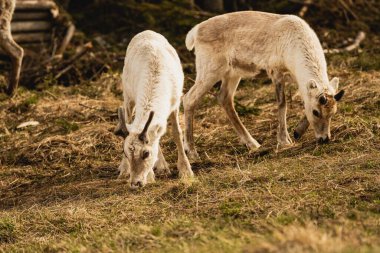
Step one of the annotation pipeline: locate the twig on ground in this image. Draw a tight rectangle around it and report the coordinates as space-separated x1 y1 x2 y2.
56 22 76 57
54 42 93 79
79 103 115 114
324 31 366 54
338 0 359 20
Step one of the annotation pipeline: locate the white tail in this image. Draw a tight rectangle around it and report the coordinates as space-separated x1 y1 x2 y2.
185 24 199 51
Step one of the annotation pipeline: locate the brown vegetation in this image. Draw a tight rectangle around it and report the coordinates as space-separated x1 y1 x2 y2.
1 66 379 252
0 1 379 252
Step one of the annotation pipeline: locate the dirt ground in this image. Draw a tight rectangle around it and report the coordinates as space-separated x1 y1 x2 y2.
1 59 380 252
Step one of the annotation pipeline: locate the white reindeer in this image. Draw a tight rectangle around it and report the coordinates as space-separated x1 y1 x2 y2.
0 0 24 96
183 11 345 159
114 30 193 188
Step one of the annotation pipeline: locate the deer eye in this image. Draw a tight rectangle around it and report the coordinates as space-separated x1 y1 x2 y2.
319 96 327 105
142 150 150 160
313 110 320 118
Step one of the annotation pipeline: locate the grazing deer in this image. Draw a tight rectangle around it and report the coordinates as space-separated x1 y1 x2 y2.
0 0 24 96
114 30 193 189
183 11 344 159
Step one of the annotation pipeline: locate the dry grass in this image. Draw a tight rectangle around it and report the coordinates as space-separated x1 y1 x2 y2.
0 67 379 252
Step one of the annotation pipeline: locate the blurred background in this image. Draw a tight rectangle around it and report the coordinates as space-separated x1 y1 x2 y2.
1 0 379 92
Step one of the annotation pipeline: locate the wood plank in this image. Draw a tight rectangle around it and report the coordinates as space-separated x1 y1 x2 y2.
15 0 59 17
13 32 51 43
11 21 52 32
13 11 51 21
16 0 56 8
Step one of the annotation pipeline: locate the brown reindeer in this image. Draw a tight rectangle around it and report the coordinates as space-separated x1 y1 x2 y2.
0 0 23 96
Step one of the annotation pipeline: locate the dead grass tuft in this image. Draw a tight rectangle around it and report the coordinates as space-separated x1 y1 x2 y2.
14 124 120 166
246 223 347 253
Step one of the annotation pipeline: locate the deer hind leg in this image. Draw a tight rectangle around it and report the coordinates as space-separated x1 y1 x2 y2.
170 108 193 178
183 69 221 161
0 28 24 97
269 70 293 146
217 74 260 150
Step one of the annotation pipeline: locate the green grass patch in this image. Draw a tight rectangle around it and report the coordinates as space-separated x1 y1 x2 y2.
276 214 296 225
0 218 17 243
56 119 80 134
235 100 262 116
220 201 243 218
8 93 39 113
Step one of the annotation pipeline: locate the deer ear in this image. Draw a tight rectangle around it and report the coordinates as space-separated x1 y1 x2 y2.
330 77 339 91
334 90 345 102
307 79 318 91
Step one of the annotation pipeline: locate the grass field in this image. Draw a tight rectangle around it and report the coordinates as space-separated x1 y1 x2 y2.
1 59 380 252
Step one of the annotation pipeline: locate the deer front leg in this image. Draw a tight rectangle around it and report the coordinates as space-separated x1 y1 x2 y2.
147 168 155 183
274 78 293 146
118 156 131 179
293 116 310 140
115 102 134 179
170 109 194 179
154 146 170 176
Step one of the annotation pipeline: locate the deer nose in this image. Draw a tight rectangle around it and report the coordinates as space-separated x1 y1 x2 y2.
130 181 143 189
318 136 329 144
